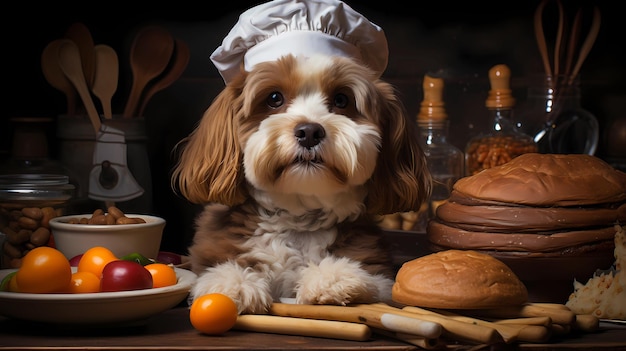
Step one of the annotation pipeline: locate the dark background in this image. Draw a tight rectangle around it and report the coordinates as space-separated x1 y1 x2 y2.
2 0 624 254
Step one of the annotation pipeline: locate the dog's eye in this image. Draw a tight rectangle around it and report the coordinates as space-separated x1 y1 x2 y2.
333 93 349 109
266 91 284 108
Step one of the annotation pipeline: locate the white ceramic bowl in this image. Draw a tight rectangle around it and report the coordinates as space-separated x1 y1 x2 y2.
49 214 165 260
0 267 195 325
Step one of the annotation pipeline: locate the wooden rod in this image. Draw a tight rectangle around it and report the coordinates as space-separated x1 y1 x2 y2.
403 306 551 343
233 314 371 341
354 303 502 345
270 303 442 339
455 303 576 325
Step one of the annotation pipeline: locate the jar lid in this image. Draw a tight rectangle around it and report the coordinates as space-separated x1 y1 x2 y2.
0 174 75 202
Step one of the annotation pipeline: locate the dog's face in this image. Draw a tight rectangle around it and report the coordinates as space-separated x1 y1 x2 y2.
172 54 431 215
241 55 382 199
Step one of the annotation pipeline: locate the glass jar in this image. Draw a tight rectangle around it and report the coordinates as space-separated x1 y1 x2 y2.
417 119 464 221
465 64 538 176
522 75 599 155
0 174 74 268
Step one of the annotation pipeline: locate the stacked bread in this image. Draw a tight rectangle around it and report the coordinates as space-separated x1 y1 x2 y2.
428 154 626 283
428 153 625 255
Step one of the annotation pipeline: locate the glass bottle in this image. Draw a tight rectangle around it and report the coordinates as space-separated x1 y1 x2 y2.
524 75 599 155
415 75 464 231
465 64 538 176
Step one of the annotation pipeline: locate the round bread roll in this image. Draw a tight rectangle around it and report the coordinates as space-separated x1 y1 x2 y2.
392 250 528 309
453 153 626 207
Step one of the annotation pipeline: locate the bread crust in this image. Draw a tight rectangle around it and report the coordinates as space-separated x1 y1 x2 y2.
435 200 626 232
453 153 626 207
427 220 617 252
392 250 528 309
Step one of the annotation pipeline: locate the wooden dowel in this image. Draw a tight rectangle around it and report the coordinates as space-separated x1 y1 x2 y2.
270 303 442 339
404 306 551 343
550 323 571 335
355 303 502 345
493 316 552 327
372 328 441 349
233 314 371 341
573 314 600 332
457 303 576 325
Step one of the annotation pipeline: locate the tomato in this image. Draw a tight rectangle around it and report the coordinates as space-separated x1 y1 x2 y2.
0 271 18 292
69 254 83 267
100 260 153 292
189 293 238 335
15 247 72 293
68 271 101 293
144 263 177 288
6 272 20 292
78 247 117 278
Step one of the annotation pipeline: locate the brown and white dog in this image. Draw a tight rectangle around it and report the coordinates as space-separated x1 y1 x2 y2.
171 4 431 315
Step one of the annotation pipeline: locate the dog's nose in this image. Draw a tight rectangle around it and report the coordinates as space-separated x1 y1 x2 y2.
295 123 325 148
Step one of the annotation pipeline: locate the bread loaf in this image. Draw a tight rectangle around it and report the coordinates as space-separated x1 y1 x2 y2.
453 153 626 207
392 250 528 309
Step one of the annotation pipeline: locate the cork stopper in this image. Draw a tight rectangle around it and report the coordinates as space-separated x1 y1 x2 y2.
485 64 515 109
417 75 447 122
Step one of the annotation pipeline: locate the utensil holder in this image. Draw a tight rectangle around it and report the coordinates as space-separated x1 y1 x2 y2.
55 115 153 214
519 75 599 155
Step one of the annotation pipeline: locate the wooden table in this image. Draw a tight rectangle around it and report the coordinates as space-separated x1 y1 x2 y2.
1 306 625 350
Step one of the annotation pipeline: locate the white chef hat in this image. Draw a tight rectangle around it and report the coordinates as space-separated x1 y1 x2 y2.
210 0 389 84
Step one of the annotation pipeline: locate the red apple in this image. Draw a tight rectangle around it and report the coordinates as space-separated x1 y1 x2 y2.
100 260 153 292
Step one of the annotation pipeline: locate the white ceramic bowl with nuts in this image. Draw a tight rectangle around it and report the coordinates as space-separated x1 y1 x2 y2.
49 208 165 260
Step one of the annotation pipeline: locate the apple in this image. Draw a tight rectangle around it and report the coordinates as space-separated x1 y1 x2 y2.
100 260 153 292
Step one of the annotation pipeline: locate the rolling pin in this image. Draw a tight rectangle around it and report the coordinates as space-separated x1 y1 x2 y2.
270 303 442 339
233 314 371 341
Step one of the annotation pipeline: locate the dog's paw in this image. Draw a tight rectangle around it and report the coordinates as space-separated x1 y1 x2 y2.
295 257 392 305
189 261 274 314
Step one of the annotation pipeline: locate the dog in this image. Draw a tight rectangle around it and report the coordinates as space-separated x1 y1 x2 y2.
171 2 431 315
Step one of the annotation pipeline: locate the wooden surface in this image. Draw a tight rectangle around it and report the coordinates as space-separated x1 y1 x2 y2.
1 305 625 350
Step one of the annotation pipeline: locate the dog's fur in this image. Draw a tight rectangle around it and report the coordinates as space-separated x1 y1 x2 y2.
171 54 431 314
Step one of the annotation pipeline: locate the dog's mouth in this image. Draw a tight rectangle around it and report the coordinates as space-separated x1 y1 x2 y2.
294 148 323 164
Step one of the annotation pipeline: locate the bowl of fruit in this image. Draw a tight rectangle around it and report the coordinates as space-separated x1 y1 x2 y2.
0 245 195 326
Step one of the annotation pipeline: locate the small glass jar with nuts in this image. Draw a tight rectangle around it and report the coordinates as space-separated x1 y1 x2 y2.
465 64 538 176
0 174 74 268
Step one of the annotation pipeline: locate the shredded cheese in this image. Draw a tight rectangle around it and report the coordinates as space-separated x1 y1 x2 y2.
565 224 625 320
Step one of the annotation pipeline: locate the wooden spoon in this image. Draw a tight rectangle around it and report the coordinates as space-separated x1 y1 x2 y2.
58 40 102 134
92 44 119 119
41 39 77 117
137 39 190 117
65 22 96 88
122 26 175 118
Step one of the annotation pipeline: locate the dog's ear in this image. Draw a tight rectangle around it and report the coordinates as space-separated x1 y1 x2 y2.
171 84 248 206
365 83 432 215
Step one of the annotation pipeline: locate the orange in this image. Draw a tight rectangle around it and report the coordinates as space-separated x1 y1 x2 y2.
77 246 117 278
144 263 177 288
68 271 101 293
189 293 238 335
15 247 72 293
